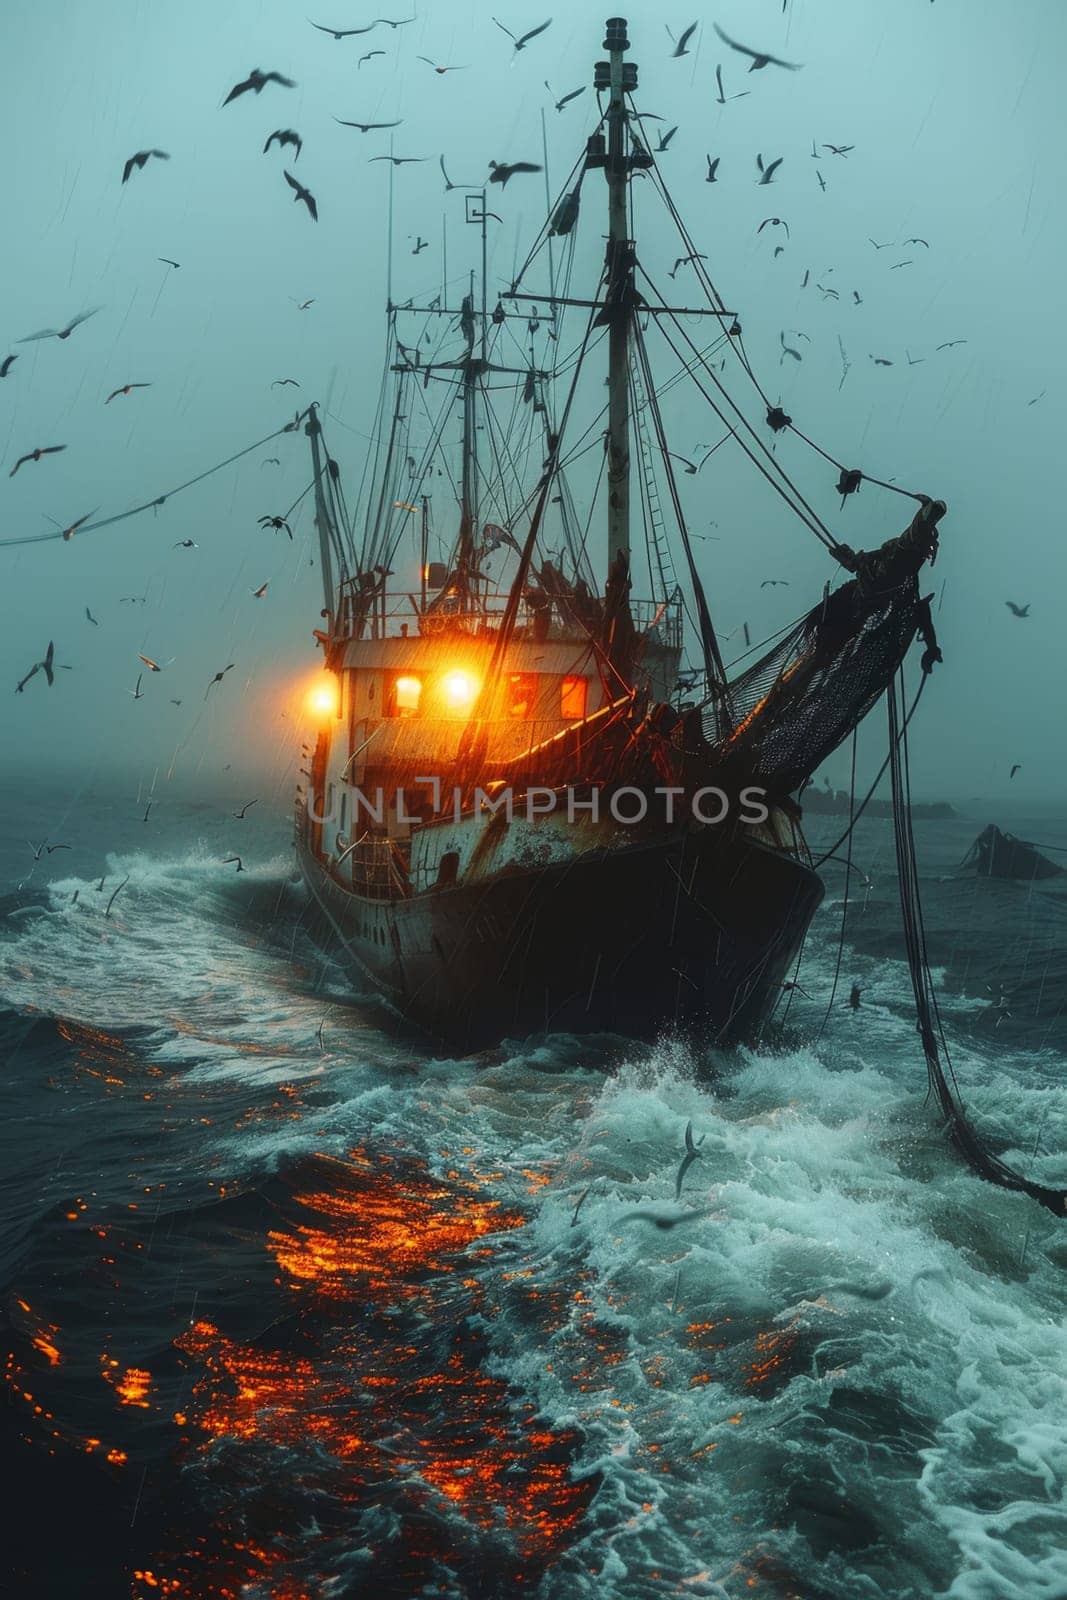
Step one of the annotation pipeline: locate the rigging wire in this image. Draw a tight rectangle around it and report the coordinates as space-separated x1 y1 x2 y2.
0 413 309 550
632 318 730 704
888 672 1067 1215
815 726 857 1043
811 672 929 868
638 268 842 556
637 139 927 517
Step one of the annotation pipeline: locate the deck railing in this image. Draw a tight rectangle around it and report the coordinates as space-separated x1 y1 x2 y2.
333 587 683 650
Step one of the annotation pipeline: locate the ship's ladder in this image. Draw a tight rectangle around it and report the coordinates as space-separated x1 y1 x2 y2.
630 355 678 605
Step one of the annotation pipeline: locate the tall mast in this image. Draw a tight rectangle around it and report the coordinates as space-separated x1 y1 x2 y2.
598 17 638 577
455 195 492 606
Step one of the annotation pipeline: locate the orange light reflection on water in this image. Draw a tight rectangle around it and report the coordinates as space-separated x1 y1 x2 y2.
138 1147 597 1597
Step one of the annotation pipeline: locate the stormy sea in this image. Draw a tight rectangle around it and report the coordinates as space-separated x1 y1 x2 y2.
3 794 1066 1600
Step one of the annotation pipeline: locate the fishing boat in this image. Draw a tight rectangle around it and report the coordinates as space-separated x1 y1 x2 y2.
294 16 946 1052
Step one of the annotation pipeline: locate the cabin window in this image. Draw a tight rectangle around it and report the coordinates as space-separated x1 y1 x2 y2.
560 676 587 719
390 673 422 716
506 673 538 717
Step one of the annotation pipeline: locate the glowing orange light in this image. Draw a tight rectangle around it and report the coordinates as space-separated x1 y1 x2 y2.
440 670 479 709
306 680 338 718
394 674 422 713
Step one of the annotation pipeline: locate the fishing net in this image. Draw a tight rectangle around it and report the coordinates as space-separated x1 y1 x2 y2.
701 499 945 796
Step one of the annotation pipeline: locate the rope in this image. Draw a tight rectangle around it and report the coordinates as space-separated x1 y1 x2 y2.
785 422 925 506
816 728 858 1041
0 413 309 549
634 133 928 526
888 671 1067 1215
812 673 929 868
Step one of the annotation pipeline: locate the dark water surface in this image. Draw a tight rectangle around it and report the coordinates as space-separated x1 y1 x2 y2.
2 795 1066 1599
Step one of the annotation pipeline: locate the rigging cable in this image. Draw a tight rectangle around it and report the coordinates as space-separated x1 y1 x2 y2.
0 412 310 549
815 726 858 1043
888 670 1067 1215
631 318 731 709
812 673 929 868
640 146 927 512
639 269 842 556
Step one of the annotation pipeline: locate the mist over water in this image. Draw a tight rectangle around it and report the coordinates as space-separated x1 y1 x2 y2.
3 4 1067 1599
2 0 1064 797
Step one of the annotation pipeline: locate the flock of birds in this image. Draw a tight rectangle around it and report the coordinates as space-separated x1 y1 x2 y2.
3 6 1040 884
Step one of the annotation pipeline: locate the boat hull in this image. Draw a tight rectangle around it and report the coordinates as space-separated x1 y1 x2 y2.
296 826 824 1053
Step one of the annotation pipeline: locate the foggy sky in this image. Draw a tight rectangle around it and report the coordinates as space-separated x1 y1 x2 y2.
1 0 1063 813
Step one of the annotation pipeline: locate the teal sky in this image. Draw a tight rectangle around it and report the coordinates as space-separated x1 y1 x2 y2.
1 0 1063 806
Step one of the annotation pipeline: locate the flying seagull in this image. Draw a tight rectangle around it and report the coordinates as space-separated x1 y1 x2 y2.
675 1120 706 1199
1004 601 1030 618
756 153 783 185
705 155 720 183
105 382 151 404
488 159 543 187
18 308 100 343
822 143 854 156
56 508 96 541
779 332 802 363
714 64 749 102
358 51 386 67
552 85 585 111
16 641 68 693
158 258 181 269
10 444 66 477
623 1207 715 1232
670 22 698 58
127 674 144 700
416 58 470 73
264 128 303 158
137 653 165 672
283 170 318 220
492 17 553 51
713 23 802 71
669 252 707 278
272 378 300 388
122 150 170 183
222 856 245 872
1010 764 1022 780
223 69 296 105
334 117 403 131
655 125 678 152
252 581 270 598
439 156 477 191
0 354 17 376
310 22 380 38
233 800 259 819
205 664 236 698
85 607 99 625
758 216 790 238
259 513 293 538
173 538 198 548
369 154 428 165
